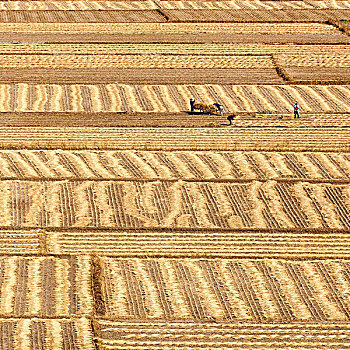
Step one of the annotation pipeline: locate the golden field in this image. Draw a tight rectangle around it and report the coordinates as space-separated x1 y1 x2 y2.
0 1 349 349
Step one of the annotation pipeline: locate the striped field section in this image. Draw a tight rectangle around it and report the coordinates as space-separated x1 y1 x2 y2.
0 150 349 181
0 55 275 69
0 43 348 55
0 1 158 11
96 320 350 349
100 258 350 321
0 84 348 112
0 230 41 254
0 127 347 151
0 318 94 350
1 1 350 11
0 256 93 317
1 180 350 230
0 22 337 33
46 229 350 258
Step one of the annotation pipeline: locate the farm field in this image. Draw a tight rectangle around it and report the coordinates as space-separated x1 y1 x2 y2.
0 1 350 349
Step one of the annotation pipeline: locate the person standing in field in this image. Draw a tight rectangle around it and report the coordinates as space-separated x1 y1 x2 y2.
293 102 300 118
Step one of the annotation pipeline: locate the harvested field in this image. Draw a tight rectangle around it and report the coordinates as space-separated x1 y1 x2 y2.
0 22 338 34
2 1 350 11
1 43 350 55
0 54 275 69
164 9 350 22
1 33 349 44
0 150 348 181
47 229 350 258
0 68 284 84
100 258 350 320
1 9 350 24
0 318 94 350
96 320 350 349
0 256 92 316
0 2 158 11
0 180 350 230
0 126 346 151
1 0 350 348
2 112 350 128
284 67 350 83
0 10 167 23
0 84 347 113
0 230 41 254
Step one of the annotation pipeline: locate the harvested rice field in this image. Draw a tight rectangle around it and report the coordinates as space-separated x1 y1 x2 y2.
1 1 350 349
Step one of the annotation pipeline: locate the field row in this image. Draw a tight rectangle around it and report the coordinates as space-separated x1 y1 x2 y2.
0 22 338 34
0 256 92 317
46 229 350 257
0 180 350 229
0 43 348 55
0 84 347 113
96 320 350 350
99 258 350 321
0 55 275 69
1 318 350 350
0 318 93 350
0 150 348 181
3 112 350 128
2 54 350 69
2 256 350 321
3 1 350 11
0 126 347 151
0 9 349 23
3 228 350 257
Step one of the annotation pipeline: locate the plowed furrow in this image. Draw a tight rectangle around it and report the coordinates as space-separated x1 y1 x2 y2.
13 258 28 316
324 186 350 228
155 153 182 178
275 183 309 228
1 153 24 178
200 260 235 320
220 153 244 178
304 187 329 228
315 262 350 320
59 182 75 227
255 261 295 321
73 153 101 179
284 263 326 320
196 154 221 179
326 154 350 179
57 154 80 177
106 183 129 227
307 154 333 179
200 183 229 228
181 186 199 227
177 154 203 179
244 154 266 179
144 260 174 319
172 260 207 319
18 152 43 178
96 153 119 178
258 188 281 228
120 260 147 319
86 185 101 227
283 154 308 179
224 185 252 227
227 262 265 321
114 152 143 178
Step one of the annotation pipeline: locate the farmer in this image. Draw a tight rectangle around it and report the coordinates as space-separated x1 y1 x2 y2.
213 102 223 116
293 102 300 118
190 98 195 112
227 114 236 125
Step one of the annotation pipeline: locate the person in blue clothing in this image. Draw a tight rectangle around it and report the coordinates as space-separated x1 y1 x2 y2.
293 102 300 118
213 102 223 116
